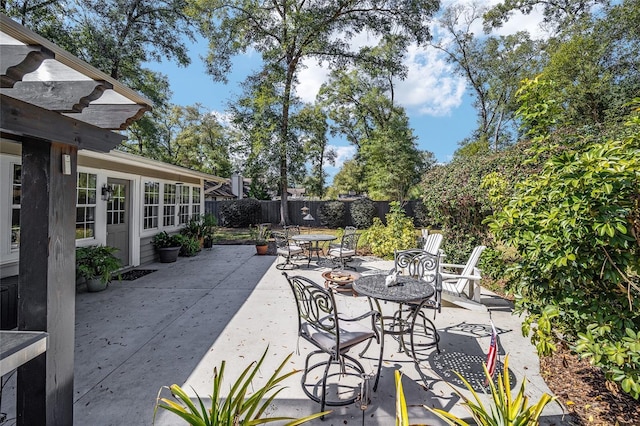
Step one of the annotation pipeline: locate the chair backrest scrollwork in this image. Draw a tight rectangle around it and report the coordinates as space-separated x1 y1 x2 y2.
283 273 341 353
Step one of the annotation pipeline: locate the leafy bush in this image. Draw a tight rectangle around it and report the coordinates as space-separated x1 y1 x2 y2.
175 234 200 257
318 201 346 228
487 106 640 398
349 198 376 228
76 245 122 284
362 202 416 259
412 200 431 228
151 231 182 249
420 142 542 263
219 198 261 227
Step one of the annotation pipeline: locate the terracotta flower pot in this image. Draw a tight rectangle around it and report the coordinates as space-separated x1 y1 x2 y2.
255 244 268 255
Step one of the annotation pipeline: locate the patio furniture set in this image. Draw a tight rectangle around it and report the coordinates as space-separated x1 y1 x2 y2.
279 230 488 415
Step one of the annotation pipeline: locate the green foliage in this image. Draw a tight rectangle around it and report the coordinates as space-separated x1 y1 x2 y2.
181 217 205 240
424 355 557 425
421 144 540 263
151 231 183 249
487 107 640 398
176 235 201 257
250 224 271 245
350 198 376 229
76 245 122 285
318 201 346 229
362 202 416 259
219 198 262 228
412 200 431 228
154 347 329 425
575 325 640 399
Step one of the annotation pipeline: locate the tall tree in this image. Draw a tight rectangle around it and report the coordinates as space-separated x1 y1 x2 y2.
483 0 606 35
1 0 77 49
193 0 439 223
72 0 195 82
433 3 544 153
296 104 335 199
318 38 431 201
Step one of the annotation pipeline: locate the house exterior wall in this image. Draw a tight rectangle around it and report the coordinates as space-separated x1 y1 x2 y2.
1 140 216 278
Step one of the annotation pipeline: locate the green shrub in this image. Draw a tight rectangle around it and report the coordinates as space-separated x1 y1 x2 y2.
412 200 431 228
318 201 345 228
487 105 640 398
76 245 122 284
219 198 261 227
175 234 200 257
350 198 376 228
362 202 416 259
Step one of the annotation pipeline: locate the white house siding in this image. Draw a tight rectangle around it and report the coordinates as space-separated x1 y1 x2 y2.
0 139 222 278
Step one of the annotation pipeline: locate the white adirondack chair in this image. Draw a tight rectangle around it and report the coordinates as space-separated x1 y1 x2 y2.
440 245 487 311
422 233 443 256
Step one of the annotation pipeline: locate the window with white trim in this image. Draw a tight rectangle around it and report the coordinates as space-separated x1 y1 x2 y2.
143 181 160 229
192 187 201 219
11 164 21 251
163 183 177 227
76 172 97 239
178 185 190 225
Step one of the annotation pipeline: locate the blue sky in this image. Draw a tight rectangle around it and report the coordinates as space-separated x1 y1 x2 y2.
145 1 546 182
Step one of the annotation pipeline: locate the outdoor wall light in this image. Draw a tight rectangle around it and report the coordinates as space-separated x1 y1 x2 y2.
101 184 114 201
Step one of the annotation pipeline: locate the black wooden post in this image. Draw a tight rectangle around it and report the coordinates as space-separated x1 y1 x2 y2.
18 138 77 425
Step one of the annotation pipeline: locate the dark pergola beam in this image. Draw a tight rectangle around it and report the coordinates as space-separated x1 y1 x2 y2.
1 80 113 112
1 94 126 152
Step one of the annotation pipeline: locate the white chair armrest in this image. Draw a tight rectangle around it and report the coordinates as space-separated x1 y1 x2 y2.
440 263 466 269
441 274 482 281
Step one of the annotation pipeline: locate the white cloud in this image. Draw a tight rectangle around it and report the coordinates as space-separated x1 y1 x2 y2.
297 61 329 103
327 144 356 170
396 45 467 116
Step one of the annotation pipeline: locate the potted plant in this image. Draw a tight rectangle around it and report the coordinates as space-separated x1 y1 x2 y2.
181 217 205 247
251 223 271 255
151 231 182 263
76 245 122 292
201 213 217 249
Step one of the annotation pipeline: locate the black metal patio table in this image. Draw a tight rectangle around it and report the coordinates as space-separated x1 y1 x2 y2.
352 274 435 361
291 234 336 266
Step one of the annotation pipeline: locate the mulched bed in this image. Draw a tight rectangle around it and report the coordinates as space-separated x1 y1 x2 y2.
540 346 640 425
119 269 156 281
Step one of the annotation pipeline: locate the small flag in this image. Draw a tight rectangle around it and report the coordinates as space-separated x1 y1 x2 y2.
484 321 498 385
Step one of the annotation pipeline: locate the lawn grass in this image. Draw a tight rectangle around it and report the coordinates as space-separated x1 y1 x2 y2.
213 226 340 244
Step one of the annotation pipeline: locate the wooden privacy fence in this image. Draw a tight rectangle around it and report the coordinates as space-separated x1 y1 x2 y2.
205 199 421 227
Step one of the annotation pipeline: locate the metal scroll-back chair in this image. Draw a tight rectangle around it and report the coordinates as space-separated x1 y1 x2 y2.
283 224 308 258
440 245 487 311
392 249 442 355
273 231 304 270
327 232 360 271
282 273 383 413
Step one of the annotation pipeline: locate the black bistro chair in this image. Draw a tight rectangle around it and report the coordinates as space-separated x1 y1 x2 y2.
283 273 383 413
391 249 442 356
327 232 360 271
273 231 304 270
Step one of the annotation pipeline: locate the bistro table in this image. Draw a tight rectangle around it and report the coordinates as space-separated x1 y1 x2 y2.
352 274 436 360
291 234 336 267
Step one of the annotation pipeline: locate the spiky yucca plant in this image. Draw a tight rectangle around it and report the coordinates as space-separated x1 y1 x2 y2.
154 348 329 425
395 355 557 426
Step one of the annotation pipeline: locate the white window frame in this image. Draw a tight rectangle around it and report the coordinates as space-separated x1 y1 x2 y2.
76 171 97 241
143 181 160 230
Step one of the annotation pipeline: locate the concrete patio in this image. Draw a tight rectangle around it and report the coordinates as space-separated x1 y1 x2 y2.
2 245 570 425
